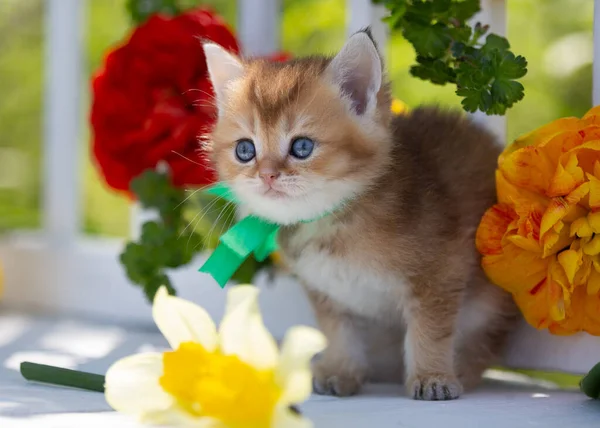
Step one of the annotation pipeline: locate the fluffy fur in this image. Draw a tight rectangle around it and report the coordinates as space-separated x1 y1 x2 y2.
204 30 518 401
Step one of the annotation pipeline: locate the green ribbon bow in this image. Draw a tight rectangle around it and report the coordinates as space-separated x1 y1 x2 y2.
199 183 280 288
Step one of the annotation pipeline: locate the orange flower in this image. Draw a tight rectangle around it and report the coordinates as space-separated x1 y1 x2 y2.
476 106 600 335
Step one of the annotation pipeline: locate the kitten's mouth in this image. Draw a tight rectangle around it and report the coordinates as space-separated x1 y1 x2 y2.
263 187 287 199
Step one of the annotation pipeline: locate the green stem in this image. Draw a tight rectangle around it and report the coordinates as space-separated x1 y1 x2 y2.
20 362 106 393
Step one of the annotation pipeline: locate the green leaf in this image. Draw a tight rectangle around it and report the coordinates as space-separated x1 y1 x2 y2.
404 23 452 57
126 0 181 24
491 79 524 106
450 0 481 22
497 52 528 80
456 87 492 113
581 362 600 399
411 57 456 85
372 0 528 115
482 34 510 52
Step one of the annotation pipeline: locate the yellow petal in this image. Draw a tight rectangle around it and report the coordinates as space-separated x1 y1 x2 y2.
548 153 584 197
219 285 279 369
589 174 600 210
481 241 549 294
540 198 569 237
500 117 581 163
152 286 218 351
476 204 517 256
105 353 174 416
507 235 541 253
583 235 600 256
495 170 548 209
570 217 593 238
588 212 600 233
500 146 555 196
277 326 327 404
583 106 600 125
272 405 313 428
542 225 573 258
587 265 600 295
557 249 581 285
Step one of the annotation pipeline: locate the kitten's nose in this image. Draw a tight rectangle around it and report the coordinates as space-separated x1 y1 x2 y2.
259 168 280 186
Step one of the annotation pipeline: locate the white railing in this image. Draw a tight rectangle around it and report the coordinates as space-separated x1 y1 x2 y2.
1 0 600 375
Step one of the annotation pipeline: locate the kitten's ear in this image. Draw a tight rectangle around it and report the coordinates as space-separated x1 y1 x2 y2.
326 31 382 116
203 43 244 109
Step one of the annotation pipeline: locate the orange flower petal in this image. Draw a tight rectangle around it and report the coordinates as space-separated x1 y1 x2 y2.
476 204 517 256
481 242 549 294
588 173 600 209
570 216 593 238
583 235 600 256
540 197 569 237
548 153 584 197
500 147 555 196
542 223 572 258
588 212 600 233
587 265 600 295
557 249 581 285
583 106 600 125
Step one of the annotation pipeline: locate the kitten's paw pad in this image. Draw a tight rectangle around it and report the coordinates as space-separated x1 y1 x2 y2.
312 374 362 397
408 374 462 401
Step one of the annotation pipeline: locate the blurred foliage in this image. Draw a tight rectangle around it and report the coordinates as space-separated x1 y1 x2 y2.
120 170 269 301
373 0 528 115
0 0 594 236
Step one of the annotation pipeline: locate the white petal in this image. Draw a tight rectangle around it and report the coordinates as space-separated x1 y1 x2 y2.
271 405 313 428
105 353 173 415
143 411 225 428
218 285 279 369
153 286 218 351
277 326 327 403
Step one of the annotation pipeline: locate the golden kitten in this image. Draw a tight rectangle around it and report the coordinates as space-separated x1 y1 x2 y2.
203 29 518 401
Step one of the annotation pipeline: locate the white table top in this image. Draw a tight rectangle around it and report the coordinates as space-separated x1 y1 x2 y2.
0 312 598 428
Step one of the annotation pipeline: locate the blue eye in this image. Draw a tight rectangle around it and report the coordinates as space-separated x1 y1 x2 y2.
290 137 314 160
235 139 256 163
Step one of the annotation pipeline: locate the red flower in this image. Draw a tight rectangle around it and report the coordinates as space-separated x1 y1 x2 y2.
91 8 239 193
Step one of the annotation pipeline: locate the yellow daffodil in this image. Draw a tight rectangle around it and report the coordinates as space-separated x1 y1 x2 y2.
476 106 600 335
105 285 326 427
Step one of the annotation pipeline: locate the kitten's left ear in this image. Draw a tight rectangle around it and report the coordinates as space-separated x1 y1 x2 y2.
203 43 244 110
326 30 382 116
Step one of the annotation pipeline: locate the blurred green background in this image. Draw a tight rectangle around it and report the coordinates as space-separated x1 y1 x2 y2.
0 0 594 236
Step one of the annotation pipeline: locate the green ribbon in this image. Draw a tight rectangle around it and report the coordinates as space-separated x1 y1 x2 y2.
199 183 280 288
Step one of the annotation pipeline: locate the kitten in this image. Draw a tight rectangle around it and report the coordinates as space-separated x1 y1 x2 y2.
203 29 518 401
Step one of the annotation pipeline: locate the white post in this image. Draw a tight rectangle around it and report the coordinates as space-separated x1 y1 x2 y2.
594 0 600 106
238 0 280 56
470 0 508 144
43 0 84 245
347 0 389 57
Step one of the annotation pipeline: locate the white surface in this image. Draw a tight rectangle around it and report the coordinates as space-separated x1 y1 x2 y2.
0 313 598 428
2 234 600 375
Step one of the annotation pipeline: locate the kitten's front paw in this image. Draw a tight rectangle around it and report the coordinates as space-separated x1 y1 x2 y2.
407 374 463 401
312 363 364 397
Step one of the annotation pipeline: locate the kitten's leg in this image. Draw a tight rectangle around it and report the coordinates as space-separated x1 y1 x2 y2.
403 277 464 401
455 283 519 390
305 288 369 397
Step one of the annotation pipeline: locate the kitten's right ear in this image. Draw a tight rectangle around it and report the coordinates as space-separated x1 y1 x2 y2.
326 31 382 116
203 43 244 110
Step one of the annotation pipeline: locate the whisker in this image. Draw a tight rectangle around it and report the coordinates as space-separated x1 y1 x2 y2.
199 200 235 252
171 150 204 167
